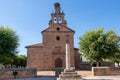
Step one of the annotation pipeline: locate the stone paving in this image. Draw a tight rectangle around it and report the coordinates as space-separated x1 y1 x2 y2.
7 71 120 80
7 76 56 80
37 71 120 80
83 76 120 80
7 76 120 80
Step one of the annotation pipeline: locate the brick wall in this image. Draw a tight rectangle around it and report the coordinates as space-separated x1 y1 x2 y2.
0 68 36 79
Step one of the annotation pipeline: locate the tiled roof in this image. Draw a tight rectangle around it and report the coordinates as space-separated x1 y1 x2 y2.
25 43 43 48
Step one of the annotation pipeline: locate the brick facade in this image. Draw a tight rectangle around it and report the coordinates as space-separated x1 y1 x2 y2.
26 3 81 71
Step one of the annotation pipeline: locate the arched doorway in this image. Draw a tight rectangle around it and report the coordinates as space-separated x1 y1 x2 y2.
55 58 62 68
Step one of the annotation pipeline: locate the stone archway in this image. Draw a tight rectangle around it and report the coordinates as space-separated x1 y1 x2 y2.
55 58 62 68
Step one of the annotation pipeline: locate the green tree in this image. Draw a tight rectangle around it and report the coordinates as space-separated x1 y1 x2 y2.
0 26 19 65
0 54 14 65
13 55 26 67
79 28 120 67
110 48 120 67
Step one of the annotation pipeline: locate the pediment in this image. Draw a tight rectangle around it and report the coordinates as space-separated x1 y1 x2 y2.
42 24 74 33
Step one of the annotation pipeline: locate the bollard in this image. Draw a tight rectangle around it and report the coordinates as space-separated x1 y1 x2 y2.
13 71 18 79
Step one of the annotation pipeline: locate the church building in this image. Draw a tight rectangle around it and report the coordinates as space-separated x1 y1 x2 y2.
26 3 81 71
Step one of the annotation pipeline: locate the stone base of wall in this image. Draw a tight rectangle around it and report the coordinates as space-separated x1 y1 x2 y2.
79 62 91 70
0 68 37 79
92 67 120 76
79 61 114 70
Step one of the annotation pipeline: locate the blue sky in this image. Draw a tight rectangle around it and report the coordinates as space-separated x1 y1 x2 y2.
0 0 120 55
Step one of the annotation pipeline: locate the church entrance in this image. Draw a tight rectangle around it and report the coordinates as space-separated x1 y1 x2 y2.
55 58 62 68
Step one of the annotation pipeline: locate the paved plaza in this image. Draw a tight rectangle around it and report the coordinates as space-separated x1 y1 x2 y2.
7 71 120 80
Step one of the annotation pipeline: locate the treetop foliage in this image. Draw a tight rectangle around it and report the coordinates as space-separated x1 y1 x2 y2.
79 28 120 64
0 25 19 65
0 26 19 55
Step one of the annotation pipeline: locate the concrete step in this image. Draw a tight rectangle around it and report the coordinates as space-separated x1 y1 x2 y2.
61 71 77 75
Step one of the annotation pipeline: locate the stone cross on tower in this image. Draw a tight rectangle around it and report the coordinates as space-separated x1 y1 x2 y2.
54 2 61 14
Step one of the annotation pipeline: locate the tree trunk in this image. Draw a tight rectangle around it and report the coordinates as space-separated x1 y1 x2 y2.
117 62 120 67
96 62 99 67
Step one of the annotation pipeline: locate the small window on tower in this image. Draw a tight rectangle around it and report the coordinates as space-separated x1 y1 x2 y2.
58 18 62 23
57 28 60 31
54 17 57 23
56 36 60 41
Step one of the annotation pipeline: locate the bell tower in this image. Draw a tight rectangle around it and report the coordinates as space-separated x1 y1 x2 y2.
49 2 67 27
